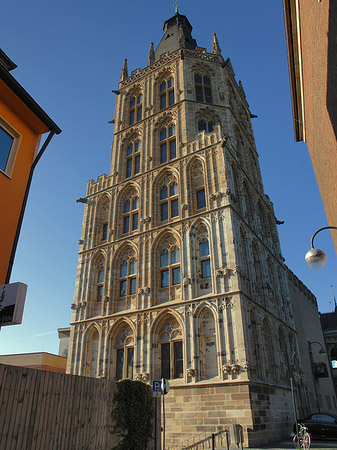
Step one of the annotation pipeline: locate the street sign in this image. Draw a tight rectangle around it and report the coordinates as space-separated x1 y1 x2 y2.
152 380 161 397
161 378 170 395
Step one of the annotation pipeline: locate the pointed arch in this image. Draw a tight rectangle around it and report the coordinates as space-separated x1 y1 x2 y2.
107 320 135 380
152 231 182 305
187 157 207 213
248 310 263 379
153 169 180 225
152 311 184 380
262 318 276 381
112 242 138 312
197 306 218 379
84 325 100 378
95 194 110 244
116 183 140 236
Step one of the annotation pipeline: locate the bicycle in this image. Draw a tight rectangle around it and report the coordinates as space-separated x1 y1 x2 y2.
293 423 311 450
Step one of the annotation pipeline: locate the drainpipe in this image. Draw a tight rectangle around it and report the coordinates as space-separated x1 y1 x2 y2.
5 130 56 284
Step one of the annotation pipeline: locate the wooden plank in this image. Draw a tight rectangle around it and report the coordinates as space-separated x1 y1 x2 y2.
17 368 38 450
0 364 10 450
38 371 55 450
2 365 21 450
9 366 29 450
59 371 73 450
29 368 50 449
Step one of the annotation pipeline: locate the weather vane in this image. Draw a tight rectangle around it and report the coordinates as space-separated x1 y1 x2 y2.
174 0 179 14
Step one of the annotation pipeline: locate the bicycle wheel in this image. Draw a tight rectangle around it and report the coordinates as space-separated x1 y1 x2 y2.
293 434 301 449
301 433 311 450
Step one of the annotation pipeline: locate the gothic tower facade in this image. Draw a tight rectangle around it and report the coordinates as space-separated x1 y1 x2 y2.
67 12 305 446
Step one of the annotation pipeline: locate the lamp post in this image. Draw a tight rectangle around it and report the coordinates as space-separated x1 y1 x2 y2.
308 341 327 412
305 226 337 268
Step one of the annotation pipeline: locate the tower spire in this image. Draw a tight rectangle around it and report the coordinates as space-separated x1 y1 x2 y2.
212 32 222 55
120 58 128 81
148 42 155 66
174 0 179 14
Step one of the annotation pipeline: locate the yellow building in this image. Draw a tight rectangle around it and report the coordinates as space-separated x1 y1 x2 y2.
0 49 61 284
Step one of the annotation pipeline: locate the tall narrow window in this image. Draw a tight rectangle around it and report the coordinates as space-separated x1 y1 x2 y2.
191 160 206 212
122 195 139 234
160 124 176 164
113 325 134 380
199 238 211 279
119 258 137 298
160 246 181 288
195 74 212 103
160 78 175 110
96 265 104 302
158 316 183 379
126 140 141 178
160 181 179 221
129 95 142 125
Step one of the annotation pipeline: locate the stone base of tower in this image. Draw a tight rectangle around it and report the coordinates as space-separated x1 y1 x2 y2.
163 382 294 448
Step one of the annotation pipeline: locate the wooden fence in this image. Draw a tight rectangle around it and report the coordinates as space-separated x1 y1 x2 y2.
0 363 115 450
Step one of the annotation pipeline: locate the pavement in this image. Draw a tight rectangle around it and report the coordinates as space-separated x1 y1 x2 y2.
247 439 337 450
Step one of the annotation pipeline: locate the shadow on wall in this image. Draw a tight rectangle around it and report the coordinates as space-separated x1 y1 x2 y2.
327 0 337 139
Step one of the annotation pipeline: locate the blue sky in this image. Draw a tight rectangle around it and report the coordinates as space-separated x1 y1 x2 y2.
1 0 336 355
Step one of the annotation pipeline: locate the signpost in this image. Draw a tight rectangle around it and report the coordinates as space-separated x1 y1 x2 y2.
152 380 161 398
0 282 27 327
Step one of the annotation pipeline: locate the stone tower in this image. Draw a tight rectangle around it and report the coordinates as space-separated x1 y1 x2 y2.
67 12 305 446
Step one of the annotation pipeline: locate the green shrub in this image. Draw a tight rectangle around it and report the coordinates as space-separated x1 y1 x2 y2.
111 379 154 450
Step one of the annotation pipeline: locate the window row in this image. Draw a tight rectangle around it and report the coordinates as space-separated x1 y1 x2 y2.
92 237 211 304
126 73 213 126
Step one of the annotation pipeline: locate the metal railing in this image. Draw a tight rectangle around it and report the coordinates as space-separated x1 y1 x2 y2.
166 428 229 450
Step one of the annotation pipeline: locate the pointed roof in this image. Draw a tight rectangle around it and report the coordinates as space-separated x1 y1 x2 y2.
212 32 222 55
148 42 155 66
120 59 128 81
154 13 197 61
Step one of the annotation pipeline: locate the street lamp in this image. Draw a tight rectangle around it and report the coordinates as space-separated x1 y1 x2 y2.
305 226 337 268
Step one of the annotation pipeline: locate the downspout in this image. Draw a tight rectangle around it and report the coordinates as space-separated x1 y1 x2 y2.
5 130 56 284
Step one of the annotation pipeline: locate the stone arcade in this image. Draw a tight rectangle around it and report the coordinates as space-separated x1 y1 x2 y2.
66 11 336 447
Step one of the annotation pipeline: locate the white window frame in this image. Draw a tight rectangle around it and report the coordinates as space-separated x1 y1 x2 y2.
0 117 21 178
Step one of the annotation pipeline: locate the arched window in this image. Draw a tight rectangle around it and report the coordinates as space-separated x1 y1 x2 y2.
160 124 176 163
129 94 142 125
158 316 183 379
115 248 137 312
110 325 134 380
160 246 181 288
191 161 206 211
96 265 104 303
122 194 139 234
198 119 214 133
279 329 290 382
249 311 262 379
160 180 179 222
160 77 175 110
198 309 218 379
96 196 109 243
119 258 137 301
126 140 140 178
85 328 99 378
194 74 212 103
199 238 211 279
263 319 275 381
